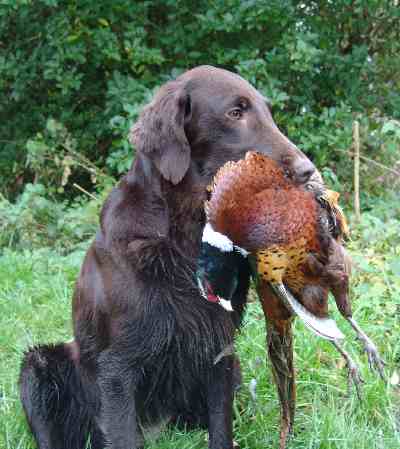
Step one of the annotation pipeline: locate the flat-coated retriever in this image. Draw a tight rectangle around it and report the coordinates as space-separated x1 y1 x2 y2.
19 65 316 449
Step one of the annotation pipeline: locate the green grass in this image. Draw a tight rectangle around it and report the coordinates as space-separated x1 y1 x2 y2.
1 207 400 448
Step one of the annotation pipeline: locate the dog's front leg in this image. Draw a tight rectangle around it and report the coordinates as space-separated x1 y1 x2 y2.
93 354 141 449
206 355 234 449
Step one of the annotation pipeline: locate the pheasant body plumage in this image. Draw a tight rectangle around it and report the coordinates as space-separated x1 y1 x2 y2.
206 152 332 307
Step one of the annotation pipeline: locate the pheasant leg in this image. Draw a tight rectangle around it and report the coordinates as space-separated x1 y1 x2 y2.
333 289 385 380
267 320 295 449
258 283 295 449
347 317 386 380
331 340 364 400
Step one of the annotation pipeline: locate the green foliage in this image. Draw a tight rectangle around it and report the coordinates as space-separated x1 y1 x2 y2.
1 0 399 198
0 182 110 252
26 119 80 193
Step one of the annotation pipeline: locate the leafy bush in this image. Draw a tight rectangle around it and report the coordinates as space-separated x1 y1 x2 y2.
0 183 110 252
1 0 399 198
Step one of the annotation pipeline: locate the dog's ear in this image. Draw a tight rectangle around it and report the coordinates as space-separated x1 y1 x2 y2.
130 82 192 185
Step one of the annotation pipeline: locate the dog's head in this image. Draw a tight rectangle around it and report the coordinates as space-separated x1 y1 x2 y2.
130 65 316 187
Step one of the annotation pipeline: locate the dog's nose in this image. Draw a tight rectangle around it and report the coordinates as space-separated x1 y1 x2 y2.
292 158 316 184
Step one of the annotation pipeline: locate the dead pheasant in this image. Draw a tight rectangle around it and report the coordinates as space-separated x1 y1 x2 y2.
199 151 385 448
205 152 345 336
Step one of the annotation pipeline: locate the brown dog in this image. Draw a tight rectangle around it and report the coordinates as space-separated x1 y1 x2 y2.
19 66 316 449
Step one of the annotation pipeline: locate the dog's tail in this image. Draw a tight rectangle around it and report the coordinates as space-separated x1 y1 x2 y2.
19 342 96 449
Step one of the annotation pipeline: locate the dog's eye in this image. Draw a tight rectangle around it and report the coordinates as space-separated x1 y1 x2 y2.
227 108 243 120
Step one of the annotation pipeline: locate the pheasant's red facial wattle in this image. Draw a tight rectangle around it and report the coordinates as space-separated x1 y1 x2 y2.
204 280 219 303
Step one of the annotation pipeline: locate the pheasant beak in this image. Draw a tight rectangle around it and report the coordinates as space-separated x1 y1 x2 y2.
204 281 233 312
269 283 344 341
197 278 234 312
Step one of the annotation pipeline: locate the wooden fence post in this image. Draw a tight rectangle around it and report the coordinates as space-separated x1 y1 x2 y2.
353 121 361 223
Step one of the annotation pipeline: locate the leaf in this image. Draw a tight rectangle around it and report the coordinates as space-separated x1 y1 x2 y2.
386 141 398 154
389 260 400 277
382 120 400 134
66 34 80 43
98 18 109 27
46 118 60 136
357 258 376 274
390 371 399 386
61 164 71 186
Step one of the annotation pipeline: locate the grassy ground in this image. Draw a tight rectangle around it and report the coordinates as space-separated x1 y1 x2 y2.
1 202 399 449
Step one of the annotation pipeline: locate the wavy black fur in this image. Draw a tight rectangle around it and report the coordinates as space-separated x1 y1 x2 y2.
20 344 94 449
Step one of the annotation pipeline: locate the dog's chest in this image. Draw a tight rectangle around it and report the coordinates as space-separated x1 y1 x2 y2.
134 292 232 424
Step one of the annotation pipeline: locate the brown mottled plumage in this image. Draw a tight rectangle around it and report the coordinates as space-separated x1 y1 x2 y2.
208 152 318 250
207 152 335 308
